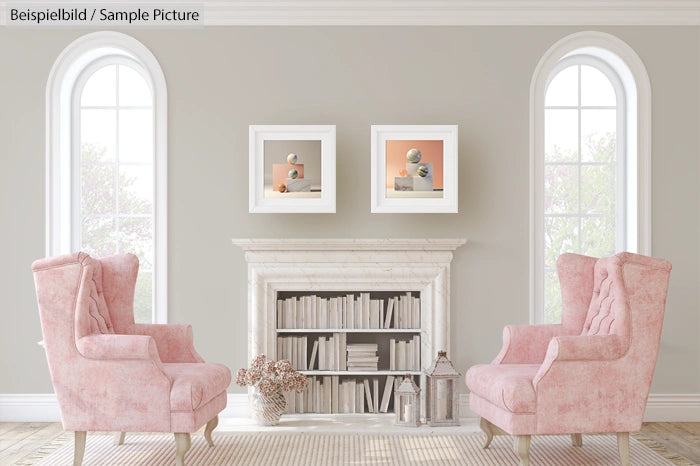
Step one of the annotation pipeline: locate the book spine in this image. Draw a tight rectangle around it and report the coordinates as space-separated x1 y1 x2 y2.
413 335 420 370
363 379 373 413
277 299 284 329
373 378 379 414
331 376 339 414
390 338 395 371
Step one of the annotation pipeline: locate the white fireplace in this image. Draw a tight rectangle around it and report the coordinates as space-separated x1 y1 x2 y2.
233 238 465 366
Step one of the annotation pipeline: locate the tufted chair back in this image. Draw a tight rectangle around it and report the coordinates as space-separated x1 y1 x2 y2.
580 254 631 340
74 253 115 339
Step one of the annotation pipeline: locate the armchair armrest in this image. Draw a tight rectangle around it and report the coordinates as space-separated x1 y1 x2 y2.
77 334 161 361
533 334 627 387
133 323 204 363
493 324 567 364
545 334 627 362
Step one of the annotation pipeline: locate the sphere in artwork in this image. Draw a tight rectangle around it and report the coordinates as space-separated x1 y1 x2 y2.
288 169 298 179
416 164 429 177
406 148 422 163
287 153 298 164
278 184 287 193
399 168 408 177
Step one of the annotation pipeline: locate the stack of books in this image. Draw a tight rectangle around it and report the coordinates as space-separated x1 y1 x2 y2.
346 343 379 371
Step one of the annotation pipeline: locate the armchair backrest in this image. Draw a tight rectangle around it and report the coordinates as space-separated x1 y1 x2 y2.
581 253 671 340
564 252 671 422
581 254 632 339
32 252 139 392
554 252 671 431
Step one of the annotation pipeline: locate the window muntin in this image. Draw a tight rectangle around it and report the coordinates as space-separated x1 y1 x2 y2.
542 56 625 323
75 58 155 323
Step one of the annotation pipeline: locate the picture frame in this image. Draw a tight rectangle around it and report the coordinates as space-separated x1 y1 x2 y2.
249 125 336 213
371 125 458 213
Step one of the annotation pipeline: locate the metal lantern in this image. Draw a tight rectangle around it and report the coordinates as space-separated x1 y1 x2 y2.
424 350 460 426
394 374 421 427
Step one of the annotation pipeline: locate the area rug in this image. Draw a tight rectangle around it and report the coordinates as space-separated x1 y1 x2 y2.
29 431 679 466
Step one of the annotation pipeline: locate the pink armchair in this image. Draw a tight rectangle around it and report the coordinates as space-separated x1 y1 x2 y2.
32 252 231 466
465 252 671 466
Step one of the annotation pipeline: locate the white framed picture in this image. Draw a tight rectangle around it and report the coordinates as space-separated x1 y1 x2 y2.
249 125 336 213
371 125 458 213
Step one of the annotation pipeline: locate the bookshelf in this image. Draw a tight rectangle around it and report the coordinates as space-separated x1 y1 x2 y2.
276 291 421 415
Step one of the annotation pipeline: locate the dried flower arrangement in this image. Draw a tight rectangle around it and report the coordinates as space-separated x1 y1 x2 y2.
235 354 308 397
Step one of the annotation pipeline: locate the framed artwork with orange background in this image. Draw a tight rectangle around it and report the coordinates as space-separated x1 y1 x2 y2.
249 125 336 213
371 125 458 213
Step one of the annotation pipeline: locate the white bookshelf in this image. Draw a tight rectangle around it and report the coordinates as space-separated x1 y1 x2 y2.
275 291 422 416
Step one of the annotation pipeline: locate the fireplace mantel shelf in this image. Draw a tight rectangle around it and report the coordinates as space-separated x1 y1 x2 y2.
232 238 466 251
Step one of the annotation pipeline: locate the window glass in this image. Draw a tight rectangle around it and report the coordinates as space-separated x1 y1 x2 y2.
79 63 154 324
543 61 620 324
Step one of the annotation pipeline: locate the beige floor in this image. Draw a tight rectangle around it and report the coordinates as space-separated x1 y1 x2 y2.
0 420 698 465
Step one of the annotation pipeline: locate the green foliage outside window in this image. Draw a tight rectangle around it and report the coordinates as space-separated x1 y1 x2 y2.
80 143 153 323
544 132 617 324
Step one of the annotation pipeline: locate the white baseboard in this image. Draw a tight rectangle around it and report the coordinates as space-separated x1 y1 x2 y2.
644 394 700 422
0 394 62 422
2 392 699 423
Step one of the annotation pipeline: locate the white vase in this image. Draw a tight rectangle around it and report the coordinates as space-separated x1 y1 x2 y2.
252 389 287 426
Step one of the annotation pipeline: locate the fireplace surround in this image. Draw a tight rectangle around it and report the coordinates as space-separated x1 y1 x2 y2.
232 238 466 417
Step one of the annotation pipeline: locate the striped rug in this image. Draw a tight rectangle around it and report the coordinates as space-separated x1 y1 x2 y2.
34 432 674 465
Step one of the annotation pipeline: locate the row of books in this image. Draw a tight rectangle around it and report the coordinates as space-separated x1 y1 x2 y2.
284 375 400 414
277 334 349 371
278 335 421 372
389 336 421 371
277 293 420 329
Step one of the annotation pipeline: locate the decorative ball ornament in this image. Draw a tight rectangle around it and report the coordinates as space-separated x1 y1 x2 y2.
288 169 298 179
406 148 422 163
417 165 429 177
287 153 298 164
399 168 408 177
278 184 287 193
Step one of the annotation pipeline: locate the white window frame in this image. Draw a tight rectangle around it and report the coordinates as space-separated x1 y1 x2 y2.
530 31 652 323
46 31 168 324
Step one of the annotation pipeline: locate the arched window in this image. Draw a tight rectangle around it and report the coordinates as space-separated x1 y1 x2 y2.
47 32 167 323
531 32 651 324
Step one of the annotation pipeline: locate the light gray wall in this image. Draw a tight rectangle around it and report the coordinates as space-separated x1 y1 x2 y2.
0 26 697 395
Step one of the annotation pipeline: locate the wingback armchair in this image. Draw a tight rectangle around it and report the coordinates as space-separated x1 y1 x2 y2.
465 252 671 466
32 252 232 466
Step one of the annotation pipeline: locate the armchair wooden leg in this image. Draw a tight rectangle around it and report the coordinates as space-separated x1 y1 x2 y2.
514 435 531 466
617 432 631 466
204 415 219 447
174 432 191 466
479 417 494 449
73 431 86 466
114 432 126 445
571 433 583 447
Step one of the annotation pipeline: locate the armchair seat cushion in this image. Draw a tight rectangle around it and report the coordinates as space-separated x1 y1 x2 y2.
466 364 538 414
163 362 232 412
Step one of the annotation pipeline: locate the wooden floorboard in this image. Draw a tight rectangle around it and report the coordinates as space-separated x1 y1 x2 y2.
640 422 700 464
0 422 699 464
0 423 64 464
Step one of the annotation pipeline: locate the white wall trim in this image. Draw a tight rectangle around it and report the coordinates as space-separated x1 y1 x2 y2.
3 1 700 26
0 394 62 422
2 393 699 422
643 394 700 422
